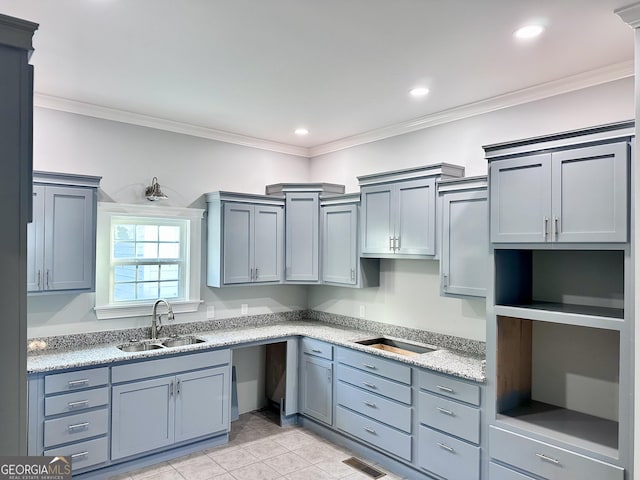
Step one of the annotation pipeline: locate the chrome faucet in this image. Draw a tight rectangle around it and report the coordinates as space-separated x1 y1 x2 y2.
151 299 174 340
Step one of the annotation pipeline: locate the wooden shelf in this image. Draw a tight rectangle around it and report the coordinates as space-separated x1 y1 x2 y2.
494 303 624 330
498 400 619 459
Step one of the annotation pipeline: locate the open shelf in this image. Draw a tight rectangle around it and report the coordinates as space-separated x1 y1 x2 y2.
494 303 624 331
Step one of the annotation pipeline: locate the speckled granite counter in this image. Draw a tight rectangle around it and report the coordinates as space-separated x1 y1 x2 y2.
27 320 485 382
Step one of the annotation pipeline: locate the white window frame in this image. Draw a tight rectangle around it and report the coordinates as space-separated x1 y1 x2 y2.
94 203 204 320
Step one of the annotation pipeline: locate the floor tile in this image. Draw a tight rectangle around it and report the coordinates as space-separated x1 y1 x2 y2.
274 430 320 450
314 458 361 479
130 463 176 479
170 453 226 480
263 451 312 475
284 465 336 480
292 443 350 464
206 447 259 471
242 439 289 460
228 461 281 480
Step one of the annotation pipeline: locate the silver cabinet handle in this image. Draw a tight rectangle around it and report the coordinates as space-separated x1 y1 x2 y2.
68 422 89 432
364 401 377 408
350 268 355 281
327 369 332 382
46 269 50 288
255 267 259 280
362 363 377 370
436 384 454 393
442 274 448 289
68 400 89 410
437 442 455 453
363 427 377 434
553 216 559 237
71 451 89 460
250 268 254 281
536 453 560 465
37 270 41 289
437 407 454 416
395 237 400 250
176 379 181 395
311 349 322 353
543 216 548 238
362 382 377 389
169 381 174 397
67 379 89 388
389 236 393 251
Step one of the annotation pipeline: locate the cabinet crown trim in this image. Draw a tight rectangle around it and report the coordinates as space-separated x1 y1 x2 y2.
34 171 101 188
358 163 464 187
320 192 361 206
437 175 487 194
206 191 284 205
265 183 345 195
0 13 38 52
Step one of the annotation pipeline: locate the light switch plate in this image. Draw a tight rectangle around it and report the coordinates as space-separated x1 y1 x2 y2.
206 305 215 319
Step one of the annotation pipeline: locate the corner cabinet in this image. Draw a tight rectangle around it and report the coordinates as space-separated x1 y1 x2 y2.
206 192 284 287
438 176 488 298
28 172 101 293
359 163 464 258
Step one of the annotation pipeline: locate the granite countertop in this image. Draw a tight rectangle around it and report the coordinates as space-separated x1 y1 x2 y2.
27 321 485 382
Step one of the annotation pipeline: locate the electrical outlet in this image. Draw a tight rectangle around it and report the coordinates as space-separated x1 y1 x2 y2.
241 303 248 315
206 305 215 319
359 305 366 318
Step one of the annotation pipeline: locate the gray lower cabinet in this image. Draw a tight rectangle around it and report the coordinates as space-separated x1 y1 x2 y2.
299 339 333 425
28 172 101 293
438 177 488 298
489 139 629 244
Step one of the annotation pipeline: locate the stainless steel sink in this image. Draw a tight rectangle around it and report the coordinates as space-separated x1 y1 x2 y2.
162 336 205 348
353 336 436 356
117 341 165 352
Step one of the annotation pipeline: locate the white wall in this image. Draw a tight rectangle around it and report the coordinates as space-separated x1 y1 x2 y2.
28 108 309 337
308 78 634 341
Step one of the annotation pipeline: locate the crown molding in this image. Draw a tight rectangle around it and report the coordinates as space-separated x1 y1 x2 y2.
308 61 634 158
33 93 310 158
616 2 640 29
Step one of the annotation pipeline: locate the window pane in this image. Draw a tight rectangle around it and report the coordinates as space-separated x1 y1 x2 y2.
136 243 158 258
138 265 159 281
160 281 179 298
114 265 136 283
137 282 159 300
160 264 179 281
114 242 135 259
114 283 136 302
136 225 158 241
159 243 180 259
159 226 180 242
114 224 135 241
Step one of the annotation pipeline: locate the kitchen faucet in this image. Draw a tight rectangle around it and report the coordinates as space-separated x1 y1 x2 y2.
151 299 174 340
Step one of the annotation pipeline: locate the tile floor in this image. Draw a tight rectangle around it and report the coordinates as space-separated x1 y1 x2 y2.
109 411 407 480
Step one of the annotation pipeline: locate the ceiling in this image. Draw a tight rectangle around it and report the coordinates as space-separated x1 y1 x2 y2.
0 0 635 156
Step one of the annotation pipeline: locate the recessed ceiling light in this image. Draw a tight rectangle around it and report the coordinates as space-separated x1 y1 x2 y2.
409 87 430 98
294 127 309 136
514 24 545 39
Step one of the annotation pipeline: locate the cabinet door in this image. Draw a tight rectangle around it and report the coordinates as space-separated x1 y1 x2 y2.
301 355 333 425
253 205 283 283
395 178 436 255
285 193 319 281
490 154 552 243
360 184 394 255
27 185 45 292
111 376 175 460
322 205 357 285
223 203 253 284
551 142 628 243
175 367 229 443
441 191 488 297
44 186 95 290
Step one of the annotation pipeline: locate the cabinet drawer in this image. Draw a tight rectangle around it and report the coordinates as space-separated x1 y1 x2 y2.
45 436 108 472
44 408 109 448
45 387 109 417
418 370 480 406
112 348 230 383
336 406 411 461
418 391 480 444
489 462 536 480
489 426 624 480
44 367 109 395
301 338 333 360
418 425 480 480
337 348 411 384
337 364 411 404
337 381 412 433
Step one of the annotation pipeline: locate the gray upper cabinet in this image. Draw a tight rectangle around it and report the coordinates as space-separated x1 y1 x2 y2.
439 176 488 298
207 192 284 287
359 164 465 258
28 172 100 293
488 134 630 244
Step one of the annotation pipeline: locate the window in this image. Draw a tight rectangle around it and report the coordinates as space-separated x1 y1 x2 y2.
95 203 204 319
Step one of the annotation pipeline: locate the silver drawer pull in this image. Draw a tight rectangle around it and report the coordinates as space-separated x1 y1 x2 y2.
363 363 377 369
364 401 377 408
68 400 89 409
437 407 454 416
436 384 454 393
68 422 89 432
71 451 89 460
363 427 377 434
362 382 377 389
311 349 322 353
437 442 455 453
67 379 89 388
536 453 560 465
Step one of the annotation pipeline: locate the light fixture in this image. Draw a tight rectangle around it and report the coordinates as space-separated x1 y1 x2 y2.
144 177 168 201
294 127 309 136
514 24 545 39
409 86 430 98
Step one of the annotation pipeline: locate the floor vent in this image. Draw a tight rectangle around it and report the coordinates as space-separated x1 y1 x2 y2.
342 457 386 478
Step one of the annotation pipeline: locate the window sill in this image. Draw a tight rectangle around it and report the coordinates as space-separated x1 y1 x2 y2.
94 300 202 320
